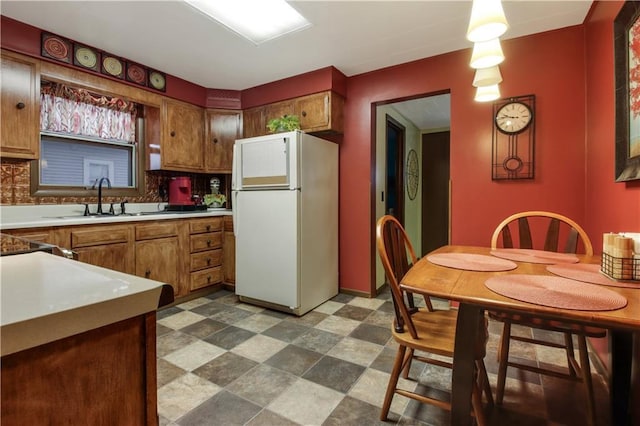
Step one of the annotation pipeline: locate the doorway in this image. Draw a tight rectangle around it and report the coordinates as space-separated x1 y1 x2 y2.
373 93 451 294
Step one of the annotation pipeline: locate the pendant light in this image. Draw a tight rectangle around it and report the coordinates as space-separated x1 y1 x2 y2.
466 0 509 42
470 38 504 69
474 84 501 102
472 66 503 87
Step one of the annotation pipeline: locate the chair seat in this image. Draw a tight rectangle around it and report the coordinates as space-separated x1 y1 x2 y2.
488 311 607 337
394 309 488 360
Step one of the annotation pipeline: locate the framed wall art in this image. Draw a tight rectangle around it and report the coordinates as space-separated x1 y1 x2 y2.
614 1 640 182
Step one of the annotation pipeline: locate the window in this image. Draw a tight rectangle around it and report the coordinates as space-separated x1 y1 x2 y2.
32 80 143 196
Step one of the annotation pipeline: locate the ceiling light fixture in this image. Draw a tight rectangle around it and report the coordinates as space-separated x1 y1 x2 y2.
474 84 501 102
184 0 311 45
470 38 505 69
466 0 509 42
472 65 503 87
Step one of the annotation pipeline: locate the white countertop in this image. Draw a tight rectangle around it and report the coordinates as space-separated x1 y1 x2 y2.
0 252 164 356
0 203 232 230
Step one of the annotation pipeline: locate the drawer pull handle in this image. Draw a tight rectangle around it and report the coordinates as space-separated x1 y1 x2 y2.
170 131 176 137
206 225 211 231
207 275 212 283
207 239 211 246
145 269 151 278
213 138 218 144
16 102 25 109
301 110 307 117
207 258 211 265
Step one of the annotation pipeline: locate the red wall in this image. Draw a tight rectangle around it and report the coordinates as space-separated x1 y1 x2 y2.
585 1 640 250
342 26 589 293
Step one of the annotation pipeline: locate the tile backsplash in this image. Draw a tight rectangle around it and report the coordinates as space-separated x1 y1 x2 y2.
0 158 227 206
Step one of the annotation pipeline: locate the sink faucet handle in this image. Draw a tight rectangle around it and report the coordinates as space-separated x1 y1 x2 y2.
120 200 128 214
109 203 115 215
80 203 90 216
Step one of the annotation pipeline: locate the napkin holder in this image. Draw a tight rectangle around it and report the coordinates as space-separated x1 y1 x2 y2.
601 233 639 281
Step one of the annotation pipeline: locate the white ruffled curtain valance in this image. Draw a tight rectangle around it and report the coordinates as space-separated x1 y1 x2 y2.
40 81 137 143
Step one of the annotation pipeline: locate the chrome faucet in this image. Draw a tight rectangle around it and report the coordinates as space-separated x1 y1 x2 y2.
93 177 112 214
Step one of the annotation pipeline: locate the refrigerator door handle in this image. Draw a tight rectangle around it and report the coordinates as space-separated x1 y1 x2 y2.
232 191 238 237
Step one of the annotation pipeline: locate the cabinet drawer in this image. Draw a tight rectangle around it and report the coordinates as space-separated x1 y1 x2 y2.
189 217 222 234
190 232 222 252
135 221 178 240
71 226 130 248
190 267 222 290
190 249 222 271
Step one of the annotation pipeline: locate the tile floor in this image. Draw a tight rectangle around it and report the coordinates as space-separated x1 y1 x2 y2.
156 289 611 426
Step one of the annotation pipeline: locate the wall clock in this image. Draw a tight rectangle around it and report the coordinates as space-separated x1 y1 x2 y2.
406 149 419 200
495 101 532 134
492 94 536 180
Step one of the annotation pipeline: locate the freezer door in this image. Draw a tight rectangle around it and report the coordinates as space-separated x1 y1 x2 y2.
234 134 299 190
235 189 299 308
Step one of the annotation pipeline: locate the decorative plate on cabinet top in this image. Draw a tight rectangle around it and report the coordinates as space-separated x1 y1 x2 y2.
74 45 99 71
41 32 72 63
102 56 124 79
126 63 147 86
148 70 166 91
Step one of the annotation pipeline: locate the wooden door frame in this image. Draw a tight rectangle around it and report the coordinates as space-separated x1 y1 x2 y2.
385 114 406 223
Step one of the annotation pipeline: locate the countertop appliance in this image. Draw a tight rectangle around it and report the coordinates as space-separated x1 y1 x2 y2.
232 130 338 315
168 176 193 206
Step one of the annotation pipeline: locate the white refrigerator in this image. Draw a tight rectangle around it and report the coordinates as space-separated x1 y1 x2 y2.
231 130 338 316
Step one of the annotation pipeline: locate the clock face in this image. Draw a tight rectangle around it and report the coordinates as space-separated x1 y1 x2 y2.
495 101 532 134
406 149 419 200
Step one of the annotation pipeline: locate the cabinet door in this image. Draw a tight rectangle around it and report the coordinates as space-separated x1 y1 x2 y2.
162 100 204 171
135 237 181 296
296 92 329 130
264 100 295 129
242 107 264 138
75 243 133 274
205 109 241 173
1 52 40 159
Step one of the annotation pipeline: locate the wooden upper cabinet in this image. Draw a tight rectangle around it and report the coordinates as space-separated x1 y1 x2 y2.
1 51 40 159
161 99 205 171
241 91 344 138
242 107 265 139
296 92 343 133
263 100 295 126
205 109 241 173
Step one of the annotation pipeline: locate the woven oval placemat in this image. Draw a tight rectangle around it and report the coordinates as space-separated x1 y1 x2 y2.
485 274 628 311
427 253 517 272
490 248 579 264
547 263 640 289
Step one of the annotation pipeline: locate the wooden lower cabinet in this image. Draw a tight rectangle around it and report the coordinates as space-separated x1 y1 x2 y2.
4 215 233 300
135 237 180 294
188 217 223 291
74 243 132 274
1 313 158 425
70 225 134 274
222 216 235 286
135 221 184 297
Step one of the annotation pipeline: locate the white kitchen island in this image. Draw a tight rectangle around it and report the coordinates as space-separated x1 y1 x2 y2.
1 252 166 425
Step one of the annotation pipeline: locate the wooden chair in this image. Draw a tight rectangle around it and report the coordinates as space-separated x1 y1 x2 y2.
376 215 492 425
490 211 605 426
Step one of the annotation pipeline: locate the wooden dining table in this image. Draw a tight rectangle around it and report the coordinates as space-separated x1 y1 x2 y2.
400 245 640 426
